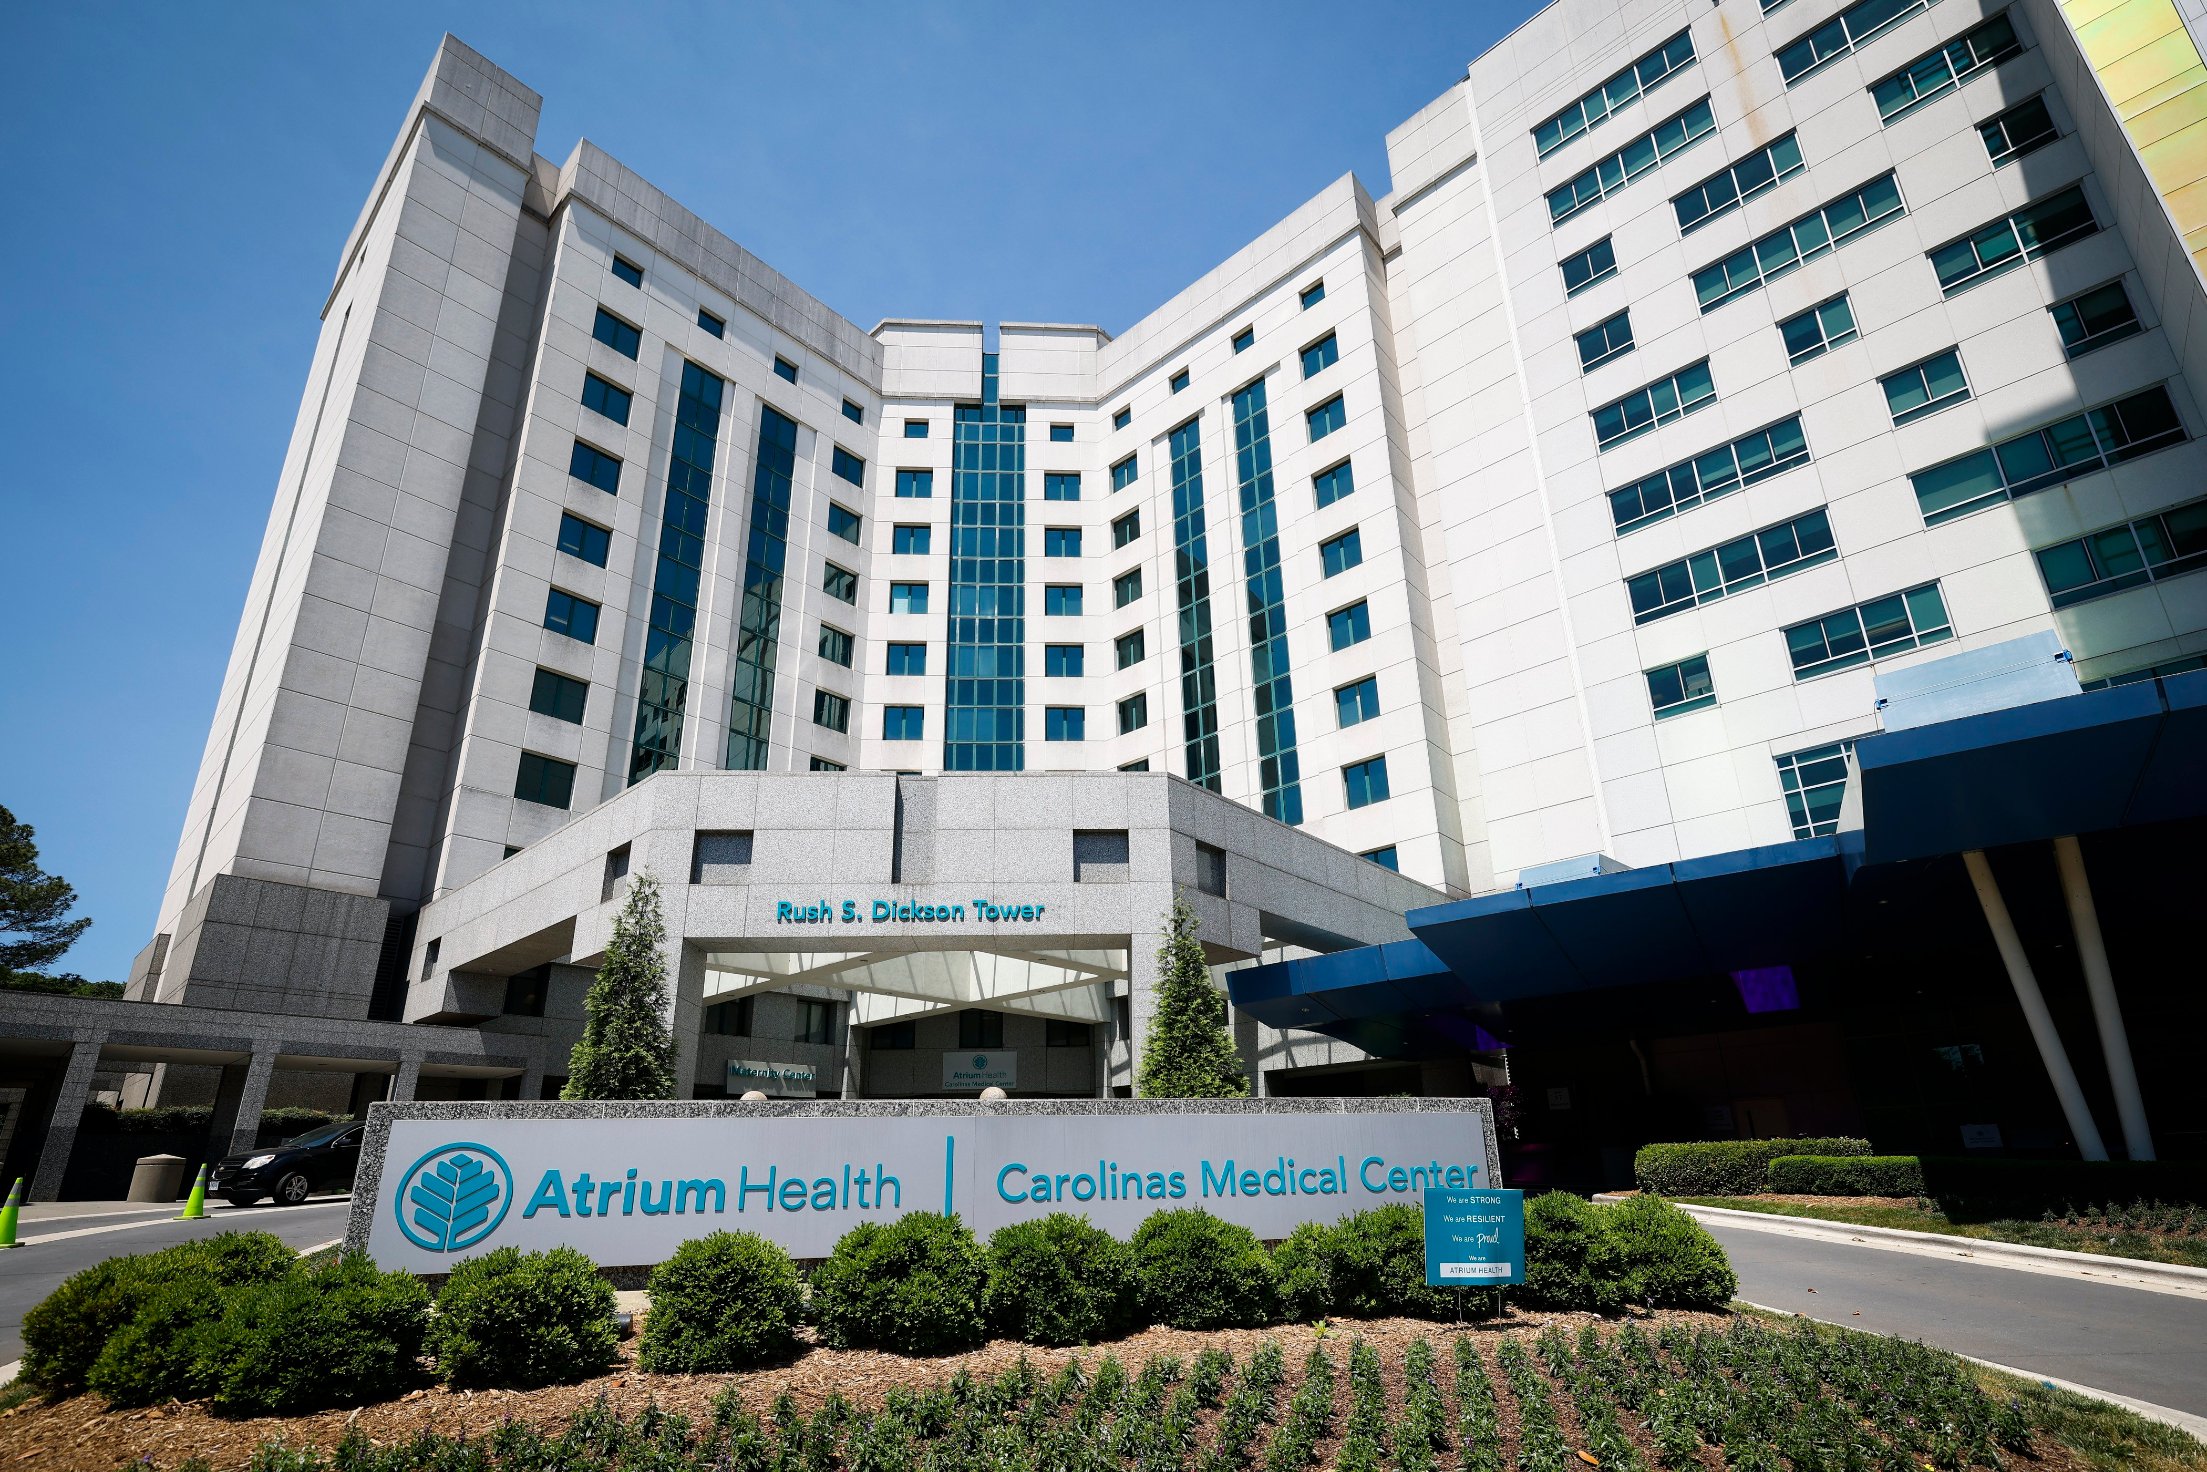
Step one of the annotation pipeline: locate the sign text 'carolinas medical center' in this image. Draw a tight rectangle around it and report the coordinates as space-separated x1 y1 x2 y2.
358 1107 1495 1269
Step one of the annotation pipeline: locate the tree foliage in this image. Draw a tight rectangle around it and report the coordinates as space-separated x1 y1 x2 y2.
1136 893 1249 1099
1 804 91 973
563 871 678 1100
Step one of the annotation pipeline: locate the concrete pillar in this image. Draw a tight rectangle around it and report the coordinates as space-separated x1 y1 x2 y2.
391 1056 423 1103
1962 849 2108 1161
346 1070 392 1118
2052 836 2155 1161
29 1035 107 1201
840 1006 865 1100
668 942 708 1101
1124 931 1164 1095
211 1051 279 1160
517 1059 546 1103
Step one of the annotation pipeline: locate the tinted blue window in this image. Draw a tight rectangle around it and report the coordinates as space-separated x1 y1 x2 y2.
1045 472 1082 501
1115 629 1145 668
817 625 854 667
593 308 641 359
832 447 866 487
1301 333 1340 377
515 752 576 809
1118 693 1149 733
1335 675 1380 727
725 402 794 771
1112 406 1131 429
1328 600 1371 650
1044 584 1082 616
581 372 632 425
896 469 933 498
1320 528 1363 577
569 440 622 494
883 706 925 740
610 255 643 288
1232 326 1255 353
1344 755 1391 809
1560 237 1619 296
544 589 600 643
1044 527 1082 557
1170 368 1190 393
892 524 930 555
1113 568 1143 607
773 356 798 383
905 419 929 438
889 582 928 614
1300 281 1326 308
827 503 863 543
557 513 610 566
886 642 927 676
1307 395 1346 441
1313 459 1355 508
823 563 858 604
697 308 725 338
1045 706 1085 741
1361 846 1400 871
1044 644 1084 677
842 399 864 424
1112 456 1138 490
529 668 588 724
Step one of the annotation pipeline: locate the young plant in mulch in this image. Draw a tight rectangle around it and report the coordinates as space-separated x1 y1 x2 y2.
1333 1339 1392 1472
1454 1337 1506 1472
1259 1342 1337 1472
1498 1336 1570 1472
1199 1340 1286 1472
1394 1337 1450 1472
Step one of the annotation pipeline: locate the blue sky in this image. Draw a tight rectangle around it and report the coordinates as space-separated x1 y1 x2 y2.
0 1 1533 982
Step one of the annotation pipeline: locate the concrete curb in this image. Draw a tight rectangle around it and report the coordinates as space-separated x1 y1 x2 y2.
1596 1195 2207 1299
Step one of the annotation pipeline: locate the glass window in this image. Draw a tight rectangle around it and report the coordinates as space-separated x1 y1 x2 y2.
1232 327 1255 353
892 524 930 555
1301 332 1340 377
1313 460 1356 508
1300 281 1326 308
529 668 588 724
1590 359 1717 450
1118 693 1149 733
773 355 798 384
1307 395 1347 441
1320 528 1364 577
1575 311 1636 372
818 625 854 667
827 502 863 543
886 642 927 676
1044 643 1084 677
1328 600 1372 650
2033 496 2207 608
831 446 865 487
1911 385 2186 524
1344 755 1391 809
580 371 632 425
882 705 925 740
959 1010 1004 1049
1115 628 1146 668
1608 416 1810 533
796 999 837 1046
1560 237 1620 297
1045 706 1085 741
841 399 864 425
2049 281 2141 358
1627 508 1838 623
1980 95 2058 166
1871 13 2021 122
1113 568 1143 607
1049 422 1074 442
514 752 576 809
1335 675 1381 727
1120 758 1151 772
1693 173 1906 312
1531 29 1697 157
697 308 724 338
1778 294 1858 364
1045 472 1082 501
1111 455 1138 491
1045 584 1083 616
1777 0 1936 85
1044 527 1082 557
905 419 929 438
1882 350 1971 425
1363 846 1401 871
568 439 622 494
1928 185 2096 296
705 997 754 1037
1546 98 1718 224
896 469 933 498
1112 510 1141 548
1170 368 1190 393
1784 582 1954 678
543 588 599 643
592 307 640 359
610 255 643 288
812 689 850 733
1645 654 1716 718
1112 406 1132 429
822 563 858 604
888 581 927 614
1046 1019 1091 1047
1674 133 1806 234
868 1019 914 1049
810 756 846 771
1775 740 1857 838
556 512 611 566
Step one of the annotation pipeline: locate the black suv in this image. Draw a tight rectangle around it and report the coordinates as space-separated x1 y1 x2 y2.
213 1120 364 1206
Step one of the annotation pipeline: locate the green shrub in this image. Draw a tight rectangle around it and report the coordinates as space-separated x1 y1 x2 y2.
981 1213 1136 1346
1323 1205 1455 1320
204 1256 429 1415
1128 1208 1276 1329
1271 1220 1336 1321
1518 1191 1624 1314
811 1213 987 1355
1767 1154 1928 1197
86 1287 229 1407
1912 1157 2207 1219
21 1232 298 1395
1605 1195 1737 1309
1633 1137 1873 1196
639 1231 805 1372
431 1246 617 1388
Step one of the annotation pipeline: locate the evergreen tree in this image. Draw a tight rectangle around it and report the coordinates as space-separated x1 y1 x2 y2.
563 871 679 1100
1 804 90 973
1137 893 1250 1099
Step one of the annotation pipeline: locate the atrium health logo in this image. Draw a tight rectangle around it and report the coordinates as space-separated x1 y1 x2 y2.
974 1054 989 1070
396 1142 513 1252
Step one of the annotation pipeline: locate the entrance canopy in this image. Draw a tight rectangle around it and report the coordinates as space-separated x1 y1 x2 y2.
704 946 1129 1024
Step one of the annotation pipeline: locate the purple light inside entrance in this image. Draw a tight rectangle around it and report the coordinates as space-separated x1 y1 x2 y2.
1471 1023 1509 1051
1731 966 1800 1014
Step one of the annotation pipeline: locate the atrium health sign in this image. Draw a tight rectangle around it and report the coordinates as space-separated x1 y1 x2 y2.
359 1106 1496 1270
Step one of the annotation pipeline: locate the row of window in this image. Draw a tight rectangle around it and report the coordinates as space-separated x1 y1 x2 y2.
1642 580 1955 721
891 453 1354 512
1097 279 1327 438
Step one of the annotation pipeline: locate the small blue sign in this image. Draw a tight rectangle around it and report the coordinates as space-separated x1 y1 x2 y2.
1423 1186 1525 1287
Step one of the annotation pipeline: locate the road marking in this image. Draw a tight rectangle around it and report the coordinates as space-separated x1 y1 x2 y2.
8 1198 350 1249
13 1204 184 1228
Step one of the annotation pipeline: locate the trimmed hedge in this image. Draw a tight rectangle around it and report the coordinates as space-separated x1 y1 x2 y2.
1606 1194 1737 1309
1913 1157 2207 1218
981 1212 1136 1347
1129 1208 1278 1329
811 1213 988 1355
1768 1154 1928 1197
1635 1137 1874 1196
639 1231 805 1372
1271 1221 1335 1322
431 1246 618 1388
1519 1191 1626 1314
1304 1204 1457 1321
202 1257 429 1415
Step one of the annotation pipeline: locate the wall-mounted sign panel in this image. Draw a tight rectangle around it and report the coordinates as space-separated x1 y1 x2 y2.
944 1051 1016 1091
727 1059 818 1098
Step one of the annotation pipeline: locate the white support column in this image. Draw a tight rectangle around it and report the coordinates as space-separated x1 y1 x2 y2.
2053 836 2155 1161
1962 849 2108 1161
